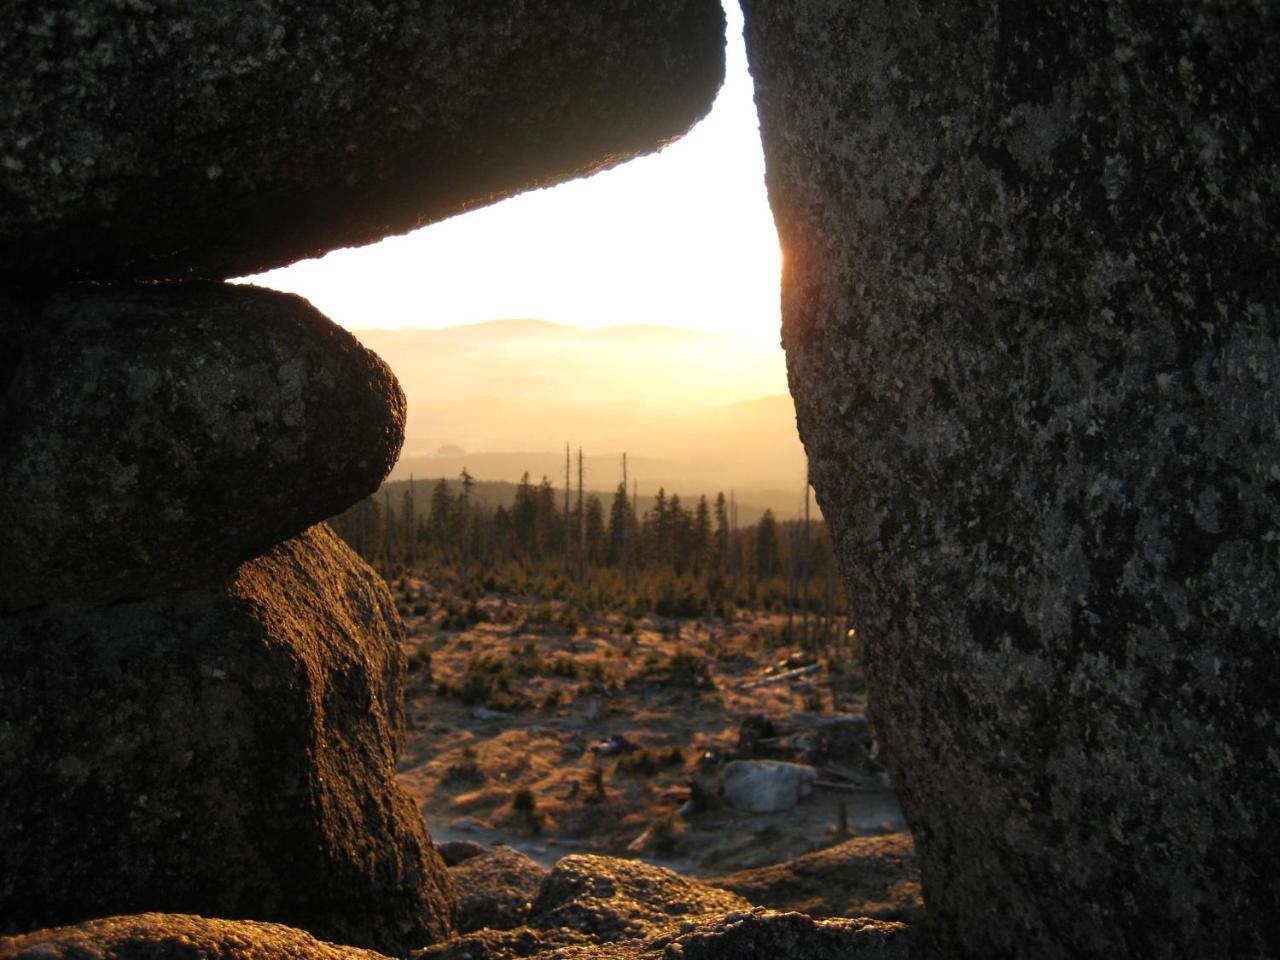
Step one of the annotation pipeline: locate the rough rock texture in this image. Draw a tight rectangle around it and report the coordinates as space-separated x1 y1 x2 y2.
710 832 922 923
436 840 488 867
0 283 404 613
742 2 1279 957
0 1 725 283
415 927 596 960
0 914 392 960
417 855 750 960
452 845 550 934
529 855 750 941
0 524 456 954
421 910 912 960
523 911 913 960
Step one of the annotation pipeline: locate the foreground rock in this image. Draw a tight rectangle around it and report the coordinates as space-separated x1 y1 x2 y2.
710 833 922 924
530 855 749 941
423 909 911 960
743 2 1280 957
0 914 391 960
526 911 912 960
451 845 549 933
0 1 724 282
0 525 455 953
0 283 403 613
419 855 749 960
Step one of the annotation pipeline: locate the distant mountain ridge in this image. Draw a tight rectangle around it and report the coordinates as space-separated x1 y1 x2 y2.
352 319 807 499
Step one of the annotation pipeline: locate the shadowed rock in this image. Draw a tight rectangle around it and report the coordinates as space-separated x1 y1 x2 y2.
709 833 922 924
452 846 549 934
529 854 750 941
0 914 393 960
421 909 911 960
0 524 456 954
0 283 403 613
537 910 912 960
0 1 725 283
742 1 1279 957
417 855 750 960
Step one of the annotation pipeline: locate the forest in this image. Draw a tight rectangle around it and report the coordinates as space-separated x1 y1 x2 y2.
331 452 848 652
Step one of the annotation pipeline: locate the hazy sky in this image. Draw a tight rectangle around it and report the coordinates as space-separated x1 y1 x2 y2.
245 2 782 347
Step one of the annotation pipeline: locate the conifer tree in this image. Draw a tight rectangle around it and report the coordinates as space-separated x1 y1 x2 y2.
607 482 629 567
756 508 781 579
429 478 451 557
693 494 712 575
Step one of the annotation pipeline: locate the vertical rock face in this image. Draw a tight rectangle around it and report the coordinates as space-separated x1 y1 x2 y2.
741 2 1279 957
0 525 456 954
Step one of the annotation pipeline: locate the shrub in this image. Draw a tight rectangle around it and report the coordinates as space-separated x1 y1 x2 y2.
583 766 608 804
616 746 684 776
646 810 685 855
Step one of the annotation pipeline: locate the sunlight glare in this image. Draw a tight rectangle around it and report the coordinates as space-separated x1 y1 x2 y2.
245 2 782 348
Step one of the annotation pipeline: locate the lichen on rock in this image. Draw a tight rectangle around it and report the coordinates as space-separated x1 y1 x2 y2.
0 283 404 613
0 0 726 282
741 1 1280 957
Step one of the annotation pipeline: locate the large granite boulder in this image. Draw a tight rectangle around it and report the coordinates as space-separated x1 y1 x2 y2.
742 2 1279 957
0 1 724 283
0 914 392 960
0 283 403 613
0 524 456 954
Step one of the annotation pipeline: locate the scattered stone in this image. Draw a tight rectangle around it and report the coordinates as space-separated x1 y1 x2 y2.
742 1 1280 956
592 734 638 756
0 1 725 281
0 913 392 960
0 283 404 613
436 840 488 868
472 707 512 722
709 833 923 924
0 525 455 954
452 845 550 934
721 761 818 814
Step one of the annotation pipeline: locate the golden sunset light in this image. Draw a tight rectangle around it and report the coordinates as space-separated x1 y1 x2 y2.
245 2 781 349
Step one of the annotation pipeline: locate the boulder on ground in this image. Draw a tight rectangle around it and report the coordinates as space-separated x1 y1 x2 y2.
535 910 913 960
529 854 750 942
710 832 923 924
0 913 392 960
452 845 549 934
436 840 488 868
418 909 912 960
0 524 455 954
0 283 403 613
417 855 750 960
721 761 817 814
742 1 1280 956
0 1 725 282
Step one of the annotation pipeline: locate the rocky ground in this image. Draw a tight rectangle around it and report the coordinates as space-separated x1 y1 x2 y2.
389 577 921 922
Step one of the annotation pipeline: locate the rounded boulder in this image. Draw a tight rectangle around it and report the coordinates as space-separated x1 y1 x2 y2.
0 282 404 612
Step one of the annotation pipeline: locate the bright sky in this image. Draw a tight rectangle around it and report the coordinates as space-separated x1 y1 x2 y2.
245 2 782 347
